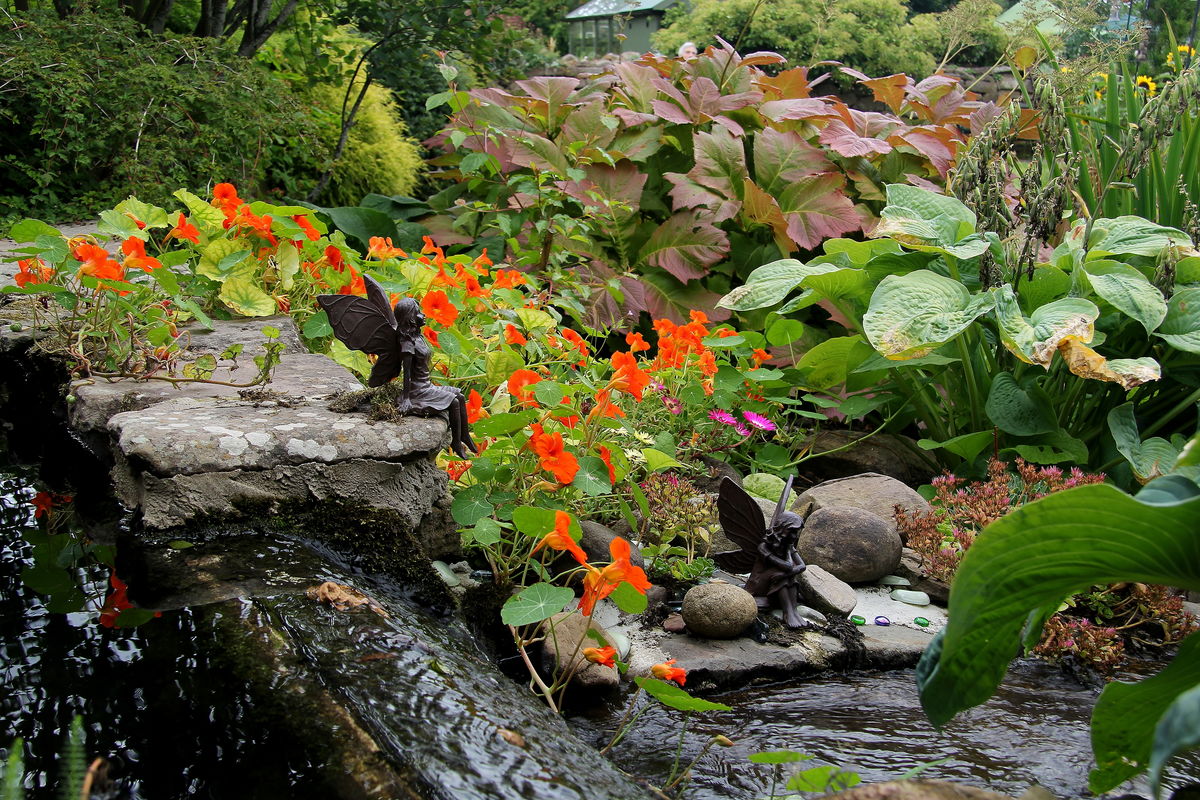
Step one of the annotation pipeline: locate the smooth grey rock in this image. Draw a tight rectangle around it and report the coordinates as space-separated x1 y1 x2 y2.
798 430 936 485
681 582 758 639
180 315 306 358
859 623 934 666
879 574 912 586
794 472 930 543
797 506 902 583
579 519 644 569
798 564 857 617
661 632 843 687
109 397 446 476
890 588 930 605
827 779 1018 800
71 353 362 433
540 612 619 692
662 613 686 634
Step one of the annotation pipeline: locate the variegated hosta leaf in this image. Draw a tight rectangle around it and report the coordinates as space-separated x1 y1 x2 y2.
718 259 844 311
1062 216 1200 259
1108 403 1183 483
1057 339 1161 390
1157 287 1200 354
992 285 1098 366
870 184 987 258
1079 260 1168 332
864 270 995 359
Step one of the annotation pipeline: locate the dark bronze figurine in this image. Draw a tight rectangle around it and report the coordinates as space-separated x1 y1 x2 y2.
317 274 478 458
713 475 810 628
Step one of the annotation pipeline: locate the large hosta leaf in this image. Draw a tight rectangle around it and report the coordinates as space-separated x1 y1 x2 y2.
1090 634 1200 792
1108 403 1186 483
864 270 994 359
718 258 847 311
992 286 1098 367
639 213 729 282
870 184 987 258
1157 288 1200 354
916 483 1200 728
775 172 861 251
1149 681 1200 796
1057 339 1160 390
1068 216 1199 260
985 372 1058 436
1080 261 1168 332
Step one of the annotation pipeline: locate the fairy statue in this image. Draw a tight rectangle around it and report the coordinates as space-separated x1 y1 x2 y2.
713 475 811 628
317 274 478 458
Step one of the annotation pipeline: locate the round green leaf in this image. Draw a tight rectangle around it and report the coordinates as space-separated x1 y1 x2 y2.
633 677 732 712
500 583 576 626
219 276 276 317
572 455 612 496
451 485 494 525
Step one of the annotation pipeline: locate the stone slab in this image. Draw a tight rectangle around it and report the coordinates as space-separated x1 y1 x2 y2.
110 396 447 477
659 632 843 687
859 624 934 667
180 315 306 358
71 352 362 433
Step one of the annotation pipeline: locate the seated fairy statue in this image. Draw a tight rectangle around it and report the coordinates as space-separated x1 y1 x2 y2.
317 275 478 458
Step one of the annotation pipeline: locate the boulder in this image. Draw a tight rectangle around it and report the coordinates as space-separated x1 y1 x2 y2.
828 779 1018 800
793 472 930 543
797 506 902 583
798 564 857 617
579 520 644 569
798 431 936 485
539 612 619 692
681 582 759 639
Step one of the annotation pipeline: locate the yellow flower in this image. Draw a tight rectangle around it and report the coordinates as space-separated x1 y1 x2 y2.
1136 75 1158 97
1167 44 1195 67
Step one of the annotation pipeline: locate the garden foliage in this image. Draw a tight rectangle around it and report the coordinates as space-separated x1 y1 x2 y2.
427 42 990 325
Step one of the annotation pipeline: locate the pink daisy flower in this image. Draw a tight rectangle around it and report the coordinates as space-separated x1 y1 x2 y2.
742 411 776 432
709 409 737 425
734 423 751 436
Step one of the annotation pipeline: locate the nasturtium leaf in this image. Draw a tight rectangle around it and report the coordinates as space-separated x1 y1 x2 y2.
472 412 536 437
150 267 181 296
513 505 560 537
326 339 372 379
31 234 69 263
21 563 76 595
485 347 524 387
916 485 1200 733
158 249 191 270
451 484 494 525
219 277 276 317
98 209 148 240
7 218 61 242
276 242 300 291
515 307 556 333
303 311 333 339
197 239 251 282
174 189 225 229
468 517 503 546
611 581 648 614
533 381 564 407
1080 261 1168 332
991 286 1098 366
501 583 576 626
1156 287 1200 354
864 271 994 359
766 317 807 346
634 677 732 712
748 750 813 765
643 449 683 472
572 456 612 496
985 373 1058 436
918 431 994 464
787 766 861 793
114 608 160 627
115 197 170 229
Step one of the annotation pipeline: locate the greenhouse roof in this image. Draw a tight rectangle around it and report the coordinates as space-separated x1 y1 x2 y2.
565 0 676 20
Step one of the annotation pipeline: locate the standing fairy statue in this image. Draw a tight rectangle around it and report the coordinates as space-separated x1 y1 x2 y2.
712 475 811 628
316 274 479 458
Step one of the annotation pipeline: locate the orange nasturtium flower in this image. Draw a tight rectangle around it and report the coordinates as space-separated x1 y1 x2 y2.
324 244 345 271
507 369 542 406
492 269 527 289
14 258 54 288
420 235 446 267
610 351 650 401
421 290 459 327
583 646 617 668
587 390 625 421
120 237 162 272
338 266 366 296
422 326 439 347
625 332 650 352
293 215 321 242
167 213 200 244
597 444 617 484
466 389 488 423
368 236 407 260
532 510 588 564
31 491 54 518
445 461 471 481
695 350 718 378
579 537 651 616
464 274 490 299
504 324 528 346
530 424 579 485
650 659 687 686
73 243 124 282
751 348 771 367
472 248 493 271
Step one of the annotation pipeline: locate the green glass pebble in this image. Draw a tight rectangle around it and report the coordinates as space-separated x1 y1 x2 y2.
914 617 930 627
850 615 866 625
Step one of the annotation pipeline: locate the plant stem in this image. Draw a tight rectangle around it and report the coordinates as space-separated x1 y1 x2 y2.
1143 386 1200 438
664 711 692 788
601 687 646 754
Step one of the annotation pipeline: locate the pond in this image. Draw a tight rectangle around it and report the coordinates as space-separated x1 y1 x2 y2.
3 463 1200 799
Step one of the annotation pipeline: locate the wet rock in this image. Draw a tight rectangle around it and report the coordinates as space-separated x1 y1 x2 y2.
644 584 668 616
578 520 644 569
859 623 935 666
662 632 842 687
681 582 758 639
794 473 929 543
70 353 362 434
827 779 1018 800
797 506 902 583
798 430 936 485
540 612 620 692
798 564 857 617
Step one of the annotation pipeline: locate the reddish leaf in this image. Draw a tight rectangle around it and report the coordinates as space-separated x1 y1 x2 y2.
641 269 731 324
690 127 747 196
741 178 793 255
613 62 661 112
755 67 817 99
577 260 648 330
650 98 693 125
639 212 730 282
754 127 832 193
1017 108 1042 141
758 98 835 122
513 76 583 130
818 119 893 158
611 126 663 161
968 103 1006 135
690 76 762 116
575 161 648 220
509 132 571 173
889 127 958 178
612 108 658 127
559 99 617 150
860 73 911 115
665 173 740 222
776 173 861 251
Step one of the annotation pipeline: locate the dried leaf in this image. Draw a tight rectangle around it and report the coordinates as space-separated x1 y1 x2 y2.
306 581 390 618
1057 339 1161 389
497 728 527 747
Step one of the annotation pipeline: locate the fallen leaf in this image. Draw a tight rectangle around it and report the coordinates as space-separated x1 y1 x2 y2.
306 581 390 617
497 728 527 747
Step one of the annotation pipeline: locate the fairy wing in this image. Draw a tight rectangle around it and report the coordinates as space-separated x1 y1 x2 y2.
315 274 398 356
712 477 766 574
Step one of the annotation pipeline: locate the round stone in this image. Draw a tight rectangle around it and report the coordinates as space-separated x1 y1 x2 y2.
681 582 759 639
890 589 931 606
797 506 903 583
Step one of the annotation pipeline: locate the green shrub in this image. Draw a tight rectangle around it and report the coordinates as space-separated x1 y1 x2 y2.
0 9 320 223
653 0 934 79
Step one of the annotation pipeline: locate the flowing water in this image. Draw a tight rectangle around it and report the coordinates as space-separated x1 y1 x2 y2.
4 462 1200 799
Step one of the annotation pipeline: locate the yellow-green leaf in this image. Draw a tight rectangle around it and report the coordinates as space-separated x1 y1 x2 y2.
219 276 276 317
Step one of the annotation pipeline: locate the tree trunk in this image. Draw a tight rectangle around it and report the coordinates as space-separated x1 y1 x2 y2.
236 0 297 56
307 74 374 203
148 0 176 34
